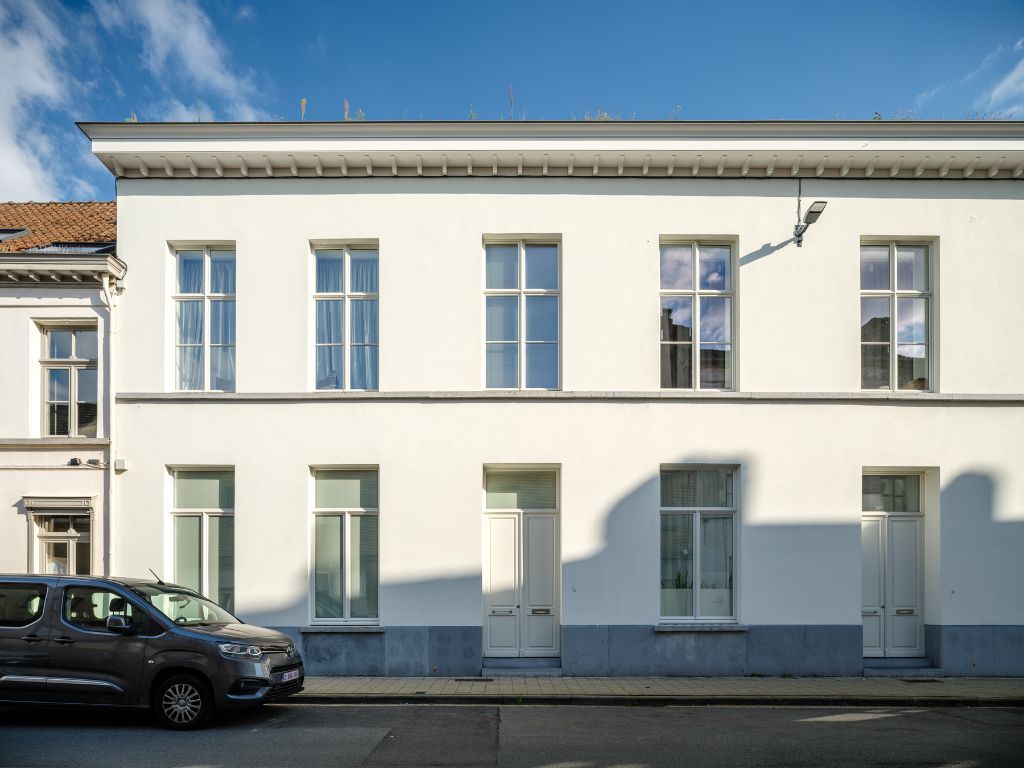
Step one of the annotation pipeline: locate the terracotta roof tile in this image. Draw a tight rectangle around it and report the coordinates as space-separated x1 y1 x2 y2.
0 202 116 253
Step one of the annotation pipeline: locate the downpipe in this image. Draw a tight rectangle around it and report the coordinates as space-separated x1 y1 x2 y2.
100 274 117 576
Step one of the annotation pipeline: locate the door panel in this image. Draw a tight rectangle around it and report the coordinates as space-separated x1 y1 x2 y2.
887 517 923 656
0 582 52 702
860 518 884 657
523 514 559 656
484 515 519 657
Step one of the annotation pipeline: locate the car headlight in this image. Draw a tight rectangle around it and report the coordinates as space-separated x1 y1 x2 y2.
218 643 263 659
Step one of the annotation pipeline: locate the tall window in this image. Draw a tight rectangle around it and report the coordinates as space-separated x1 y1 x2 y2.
311 469 379 622
860 243 931 390
485 242 560 389
172 469 235 611
660 467 736 620
175 249 236 392
313 248 379 390
660 243 733 389
42 327 98 437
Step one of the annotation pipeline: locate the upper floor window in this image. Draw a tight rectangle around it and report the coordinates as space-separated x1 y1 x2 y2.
175 249 235 392
860 243 931 391
314 248 379 390
485 241 560 389
42 327 98 437
660 243 733 389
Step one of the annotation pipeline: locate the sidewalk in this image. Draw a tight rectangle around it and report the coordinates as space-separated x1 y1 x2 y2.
294 675 1024 707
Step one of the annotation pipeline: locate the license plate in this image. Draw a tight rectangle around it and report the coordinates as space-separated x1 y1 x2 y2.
281 669 300 683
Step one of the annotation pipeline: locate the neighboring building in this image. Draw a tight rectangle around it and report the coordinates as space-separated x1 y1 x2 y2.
0 202 124 581
6 121 1023 678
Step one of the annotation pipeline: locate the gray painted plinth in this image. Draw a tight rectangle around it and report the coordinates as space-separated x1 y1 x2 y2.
927 625 1024 676
563 625 863 677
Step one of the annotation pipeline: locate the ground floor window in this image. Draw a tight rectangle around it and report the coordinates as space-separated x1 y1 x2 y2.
172 469 235 612
34 512 91 575
312 468 379 622
659 467 736 620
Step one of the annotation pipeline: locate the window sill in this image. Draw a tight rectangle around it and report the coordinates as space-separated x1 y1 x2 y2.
654 623 747 633
301 625 384 634
0 437 109 447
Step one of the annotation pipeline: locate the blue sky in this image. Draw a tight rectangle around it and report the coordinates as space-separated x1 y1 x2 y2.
1 0 1023 201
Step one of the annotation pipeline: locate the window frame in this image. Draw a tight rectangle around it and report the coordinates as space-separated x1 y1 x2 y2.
859 241 933 392
32 511 92 575
311 246 380 391
308 466 380 626
483 239 561 390
169 468 235 608
658 240 736 391
39 325 99 438
659 465 739 623
172 247 236 392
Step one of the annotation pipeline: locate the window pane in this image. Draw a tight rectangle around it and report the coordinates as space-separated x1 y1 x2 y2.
316 299 343 344
862 475 920 513
208 516 235 611
75 330 98 360
77 369 98 436
210 347 236 392
661 469 733 507
861 297 890 342
526 295 558 341
0 584 47 625
77 403 97 437
48 368 69 402
699 344 732 389
177 347 203 391
897 298 927 344
897 246 928 291
350 345 378 390
861 345 890 389
700 297 731 343
177 251 204 294
210 252 236 294
174 515 202 593
486 471 557 509
48 404 69 436
351 250 379 293
486 343 518 388
660 297 692 342
486 296 518 342
485 244 518 289
526 343 558 389
74 540 90 575
659 244 693 290
660 343 692 389
860 245 890 290
315 250 344 293
525 244 558 289
211 300 235 344
897 345 929 390
349 515 379 619
316 470 379 509
43 541 69 575
176 300 204 344
700 515 733 617
48 331 72 359
660 513 693 617
351 299 378 344
314 515 343 619
698 245 731 290
176 470 235 509
316 345 343 389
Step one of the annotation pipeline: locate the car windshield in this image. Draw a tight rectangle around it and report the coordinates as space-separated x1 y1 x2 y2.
129 584 239 626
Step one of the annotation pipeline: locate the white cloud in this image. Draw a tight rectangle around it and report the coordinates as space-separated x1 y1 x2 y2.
914 43 1004 110
986 56 1024 114
91 0 267 121
1015 38 1023 52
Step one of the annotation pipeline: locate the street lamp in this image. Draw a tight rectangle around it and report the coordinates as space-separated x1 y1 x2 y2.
794 200 827 247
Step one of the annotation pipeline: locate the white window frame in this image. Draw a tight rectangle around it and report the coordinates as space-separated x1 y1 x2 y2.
39 325 99 438
173 247 236 392
659 240 735 391
483 239 561 390
659 465 739 623
860 241 932 392
32 512 92 575
169 468 235 600
311 246 379 391
308 467 380 625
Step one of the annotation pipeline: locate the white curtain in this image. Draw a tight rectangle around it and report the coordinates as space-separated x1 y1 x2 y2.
176 300 204 390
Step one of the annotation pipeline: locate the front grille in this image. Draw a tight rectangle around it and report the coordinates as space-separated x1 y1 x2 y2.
267 678 303 700
271 661 302 675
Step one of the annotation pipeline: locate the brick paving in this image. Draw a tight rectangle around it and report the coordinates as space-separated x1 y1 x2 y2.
296 675 1024 705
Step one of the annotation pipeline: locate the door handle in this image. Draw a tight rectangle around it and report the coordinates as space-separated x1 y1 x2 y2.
20 635 44 643
54 636 76 645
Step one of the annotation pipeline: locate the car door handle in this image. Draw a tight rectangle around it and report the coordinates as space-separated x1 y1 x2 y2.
20 635 45 643
54 636 76 645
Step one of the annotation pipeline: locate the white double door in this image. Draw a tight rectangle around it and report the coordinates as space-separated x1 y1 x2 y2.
861 515 924 657
484 512 560 657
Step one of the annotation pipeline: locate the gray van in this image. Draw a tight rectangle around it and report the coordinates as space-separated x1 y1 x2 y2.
0 575 304 729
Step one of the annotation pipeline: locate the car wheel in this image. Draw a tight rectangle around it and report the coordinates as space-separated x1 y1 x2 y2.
154 674 214 730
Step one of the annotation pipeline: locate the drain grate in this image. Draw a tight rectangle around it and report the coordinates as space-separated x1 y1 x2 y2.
902 678 943 683
454 677 493 682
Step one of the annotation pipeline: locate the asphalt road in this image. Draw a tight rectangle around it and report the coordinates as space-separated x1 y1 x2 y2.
1 702 1022 767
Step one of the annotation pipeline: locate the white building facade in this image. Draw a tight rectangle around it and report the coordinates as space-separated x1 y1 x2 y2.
6 121 1024 677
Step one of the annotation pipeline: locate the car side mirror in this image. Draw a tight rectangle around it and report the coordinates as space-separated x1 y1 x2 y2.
106 615 136 635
